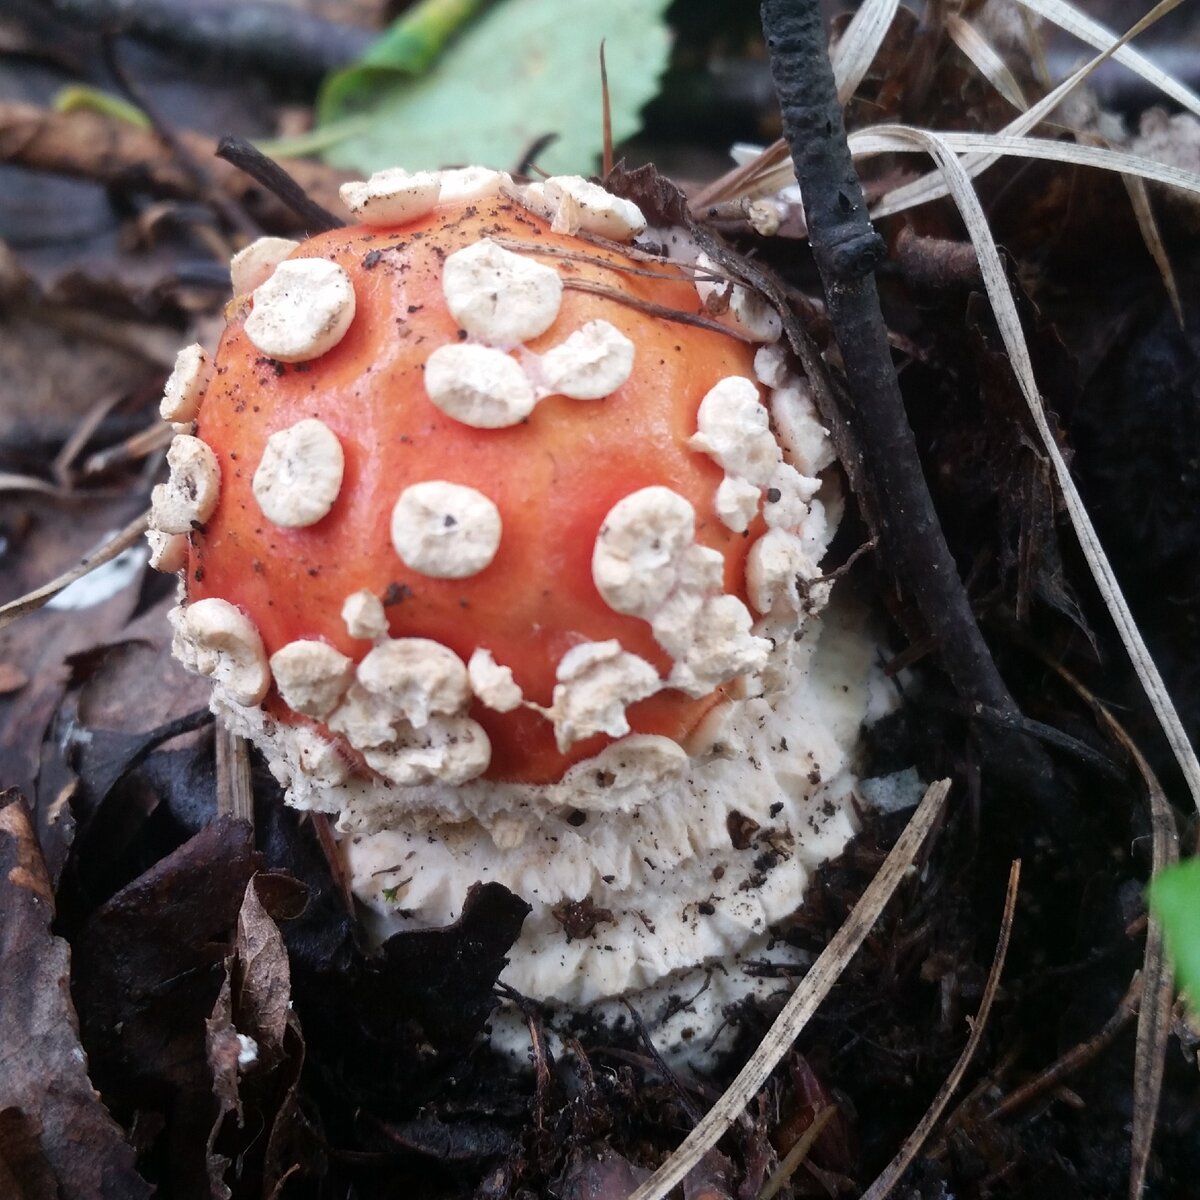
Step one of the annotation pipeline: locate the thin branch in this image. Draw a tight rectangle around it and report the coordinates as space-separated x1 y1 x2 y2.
561 279 756 342
0 510 150 630
760 0 1053 795
981 974 1140 1123
215 137 344 234
0 103 350 233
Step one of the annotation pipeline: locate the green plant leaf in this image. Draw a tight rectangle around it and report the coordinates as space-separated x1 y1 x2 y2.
317 0 489 127
1148 857 1200 1005
317 0 673 178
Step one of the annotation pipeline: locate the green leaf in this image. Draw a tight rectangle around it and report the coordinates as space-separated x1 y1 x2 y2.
318 0 489 127
317 0 673 179
1148 858 1200 1006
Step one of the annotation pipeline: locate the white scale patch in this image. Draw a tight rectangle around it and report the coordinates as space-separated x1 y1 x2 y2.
244 258 356 363
159 343 212 423
252 418 344 528
436 166 512 204
423 343 536 428
592 487 769 698
442 239 562 345
536 320 634 400
342 590 389 641
269 640 354 718
230 237 299 297
468 648 523 713
171 599 269 706
340 168 441 227
547 641 661 751
151 434 220 534
327 637 491 786
542 175 647 241
694 252 782 343
391 481 502 579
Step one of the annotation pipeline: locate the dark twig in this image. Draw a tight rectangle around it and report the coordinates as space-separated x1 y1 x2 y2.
760 0 1052 795
216 137 345 234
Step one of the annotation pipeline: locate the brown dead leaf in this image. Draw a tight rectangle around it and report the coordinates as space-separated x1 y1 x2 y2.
0 791 152 1200
70 817 256 1195
206 874 311 1199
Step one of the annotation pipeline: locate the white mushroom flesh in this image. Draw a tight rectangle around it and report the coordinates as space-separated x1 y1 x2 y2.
160 343 212 423
252 418 345 528
391 481 502 579
244 258 356 363
441 239 563 344
423 343 537 428
151 434 221 534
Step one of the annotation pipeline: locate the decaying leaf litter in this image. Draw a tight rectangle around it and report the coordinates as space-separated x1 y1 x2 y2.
2 0 1200 1196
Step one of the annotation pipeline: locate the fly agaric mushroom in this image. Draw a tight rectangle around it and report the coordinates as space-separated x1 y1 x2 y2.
150 167 882 1063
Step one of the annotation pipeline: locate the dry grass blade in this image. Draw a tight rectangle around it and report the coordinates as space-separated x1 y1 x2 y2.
1120 171 1184 328
1015 0 1200 117
0 510 150 631
215 726 254 824
830 0 900 105
1050 666 1180 1200
871 0 1185 219
859 860 1021 1200
852 128 1200 198
757 1104 837 1200
945 13 1030 112
863 123 1200 816
626 778 952 1200
692 0 899 210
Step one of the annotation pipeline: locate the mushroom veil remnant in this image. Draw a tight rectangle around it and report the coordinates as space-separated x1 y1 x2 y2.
150 165 885 1065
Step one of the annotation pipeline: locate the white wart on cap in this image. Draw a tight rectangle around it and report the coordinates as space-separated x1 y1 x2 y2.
424 343 536 428
592 487 696 619
252 418 344 528
542 176 647 241
230 237 299 297
160 343 212 423
340 168 441 226
171 599 270 706
151 434 220 534
442 239 563 344
538 320 635 400
391 481 502 579
245 258 356 363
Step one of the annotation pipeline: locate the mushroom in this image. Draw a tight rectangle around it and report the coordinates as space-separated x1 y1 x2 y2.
148 167 882 1065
